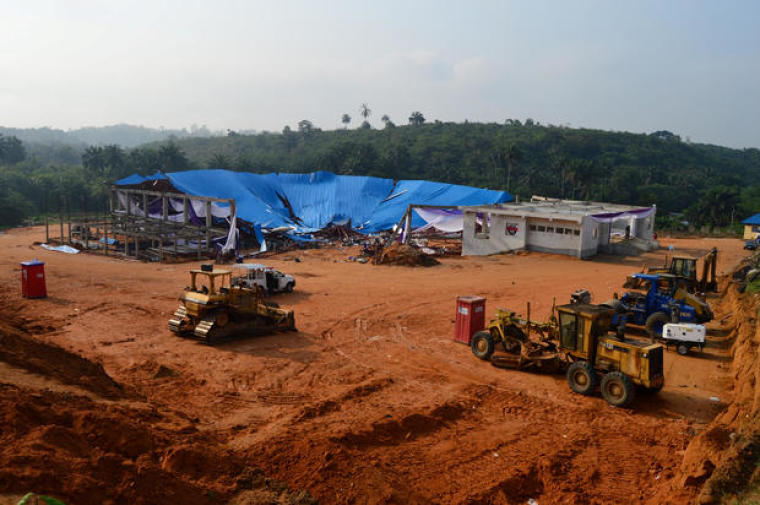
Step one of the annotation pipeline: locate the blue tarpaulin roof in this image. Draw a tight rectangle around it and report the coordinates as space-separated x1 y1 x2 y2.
742 213 760 225
115 170 512 233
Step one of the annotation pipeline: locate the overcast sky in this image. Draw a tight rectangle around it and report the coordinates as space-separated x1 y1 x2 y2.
1 0 758 148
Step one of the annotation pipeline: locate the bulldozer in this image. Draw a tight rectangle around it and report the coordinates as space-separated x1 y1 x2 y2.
168 265 295 344
625 247 718 294
471 299 664 407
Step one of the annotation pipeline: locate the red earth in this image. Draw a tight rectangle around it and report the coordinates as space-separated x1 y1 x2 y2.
0 227 748 504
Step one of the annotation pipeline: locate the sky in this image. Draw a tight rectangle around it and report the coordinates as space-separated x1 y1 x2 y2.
0 0 758 148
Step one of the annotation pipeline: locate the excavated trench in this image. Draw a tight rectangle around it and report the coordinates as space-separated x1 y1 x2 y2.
651 257 760 504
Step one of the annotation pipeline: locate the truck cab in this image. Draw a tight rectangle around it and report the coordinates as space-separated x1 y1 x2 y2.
231 264 295 294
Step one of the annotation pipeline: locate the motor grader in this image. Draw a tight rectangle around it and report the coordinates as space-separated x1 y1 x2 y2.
168 265 295 344
471 300 664 407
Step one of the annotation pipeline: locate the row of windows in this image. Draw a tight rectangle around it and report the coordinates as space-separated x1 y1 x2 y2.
529 224 580 236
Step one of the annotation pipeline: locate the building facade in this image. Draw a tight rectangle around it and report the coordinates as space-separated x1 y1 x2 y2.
461 198 657 259
741 214 760 239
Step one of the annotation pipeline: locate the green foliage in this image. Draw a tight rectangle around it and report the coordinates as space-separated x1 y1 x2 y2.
0 136 197 228
408 111 425 125
0 134 26 164
150 121 760 216
17 493 67 505
1 121 760 231
686 186 740 228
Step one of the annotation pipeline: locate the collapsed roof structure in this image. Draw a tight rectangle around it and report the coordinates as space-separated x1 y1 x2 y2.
115 169 512 237
79 170 513 260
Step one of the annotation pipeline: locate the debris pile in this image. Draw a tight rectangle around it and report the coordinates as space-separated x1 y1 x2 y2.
312 223 366 245
375 243 440 267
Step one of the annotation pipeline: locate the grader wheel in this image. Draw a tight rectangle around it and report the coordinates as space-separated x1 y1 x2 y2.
471 331 495 360
567 361 597 396
601 372 636 407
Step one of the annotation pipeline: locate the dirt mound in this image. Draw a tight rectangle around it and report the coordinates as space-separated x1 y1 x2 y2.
0 318 125 399
376 243 439 267
0 385 229 505
128 359 180 380
0 385 314 505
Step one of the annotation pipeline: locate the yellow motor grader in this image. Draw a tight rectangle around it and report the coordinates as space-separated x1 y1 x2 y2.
168 265 295 344
471 299 664 407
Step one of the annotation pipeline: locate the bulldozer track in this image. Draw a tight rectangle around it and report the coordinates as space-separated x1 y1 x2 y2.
167 306 187 334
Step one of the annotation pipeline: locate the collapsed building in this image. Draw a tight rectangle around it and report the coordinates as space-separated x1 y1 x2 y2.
44 170 511 261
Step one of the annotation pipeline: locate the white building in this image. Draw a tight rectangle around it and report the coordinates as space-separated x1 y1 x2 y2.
461 197 657 258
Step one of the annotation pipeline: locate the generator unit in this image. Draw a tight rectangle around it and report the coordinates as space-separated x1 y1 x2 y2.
663 323 706 355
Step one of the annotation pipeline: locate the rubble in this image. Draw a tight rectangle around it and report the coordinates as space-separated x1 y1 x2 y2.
374 243 440 267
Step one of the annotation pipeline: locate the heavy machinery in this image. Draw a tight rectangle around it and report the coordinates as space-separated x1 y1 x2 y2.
612 273 713 339
624 248 718 294
168 264 295 344
470 304 562 372
471 298 664 407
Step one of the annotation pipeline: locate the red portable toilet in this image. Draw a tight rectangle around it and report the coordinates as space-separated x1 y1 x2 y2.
454 295 486 344
21 259 47 299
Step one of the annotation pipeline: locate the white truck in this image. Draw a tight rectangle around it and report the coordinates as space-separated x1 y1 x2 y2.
662 323 706 355
231 264 295 295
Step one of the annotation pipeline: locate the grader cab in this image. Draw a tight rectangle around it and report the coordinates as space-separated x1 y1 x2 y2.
557 303 664 407
168 265 295 344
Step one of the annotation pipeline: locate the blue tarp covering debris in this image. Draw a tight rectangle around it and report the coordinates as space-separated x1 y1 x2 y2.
115 170 511 234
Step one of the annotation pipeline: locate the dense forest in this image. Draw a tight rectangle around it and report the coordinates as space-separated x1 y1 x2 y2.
1 118 759 231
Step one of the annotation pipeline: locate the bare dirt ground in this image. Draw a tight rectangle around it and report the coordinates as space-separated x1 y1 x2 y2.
0 227 748 504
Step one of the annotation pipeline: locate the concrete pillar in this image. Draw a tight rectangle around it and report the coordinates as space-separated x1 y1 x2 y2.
403 208 412 244
205 200 212 250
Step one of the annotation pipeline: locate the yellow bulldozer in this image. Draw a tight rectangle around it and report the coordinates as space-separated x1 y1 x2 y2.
471 300 664 407
168 265 295 344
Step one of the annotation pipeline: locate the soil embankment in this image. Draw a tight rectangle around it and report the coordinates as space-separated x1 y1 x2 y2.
654 256 760 504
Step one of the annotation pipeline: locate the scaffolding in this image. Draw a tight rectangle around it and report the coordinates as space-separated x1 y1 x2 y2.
44 187 237 262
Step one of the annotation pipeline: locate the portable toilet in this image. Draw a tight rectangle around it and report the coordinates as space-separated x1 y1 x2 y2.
21 259 47 298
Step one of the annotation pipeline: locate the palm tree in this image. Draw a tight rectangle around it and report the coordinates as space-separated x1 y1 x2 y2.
360 103 371 122
341 114 351 129
297 120 314 135
408 111 425 125
503 143 522 193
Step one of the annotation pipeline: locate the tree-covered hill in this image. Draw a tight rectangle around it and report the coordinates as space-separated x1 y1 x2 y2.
0 123 226 149
147 121 760 217
1 120 759 230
